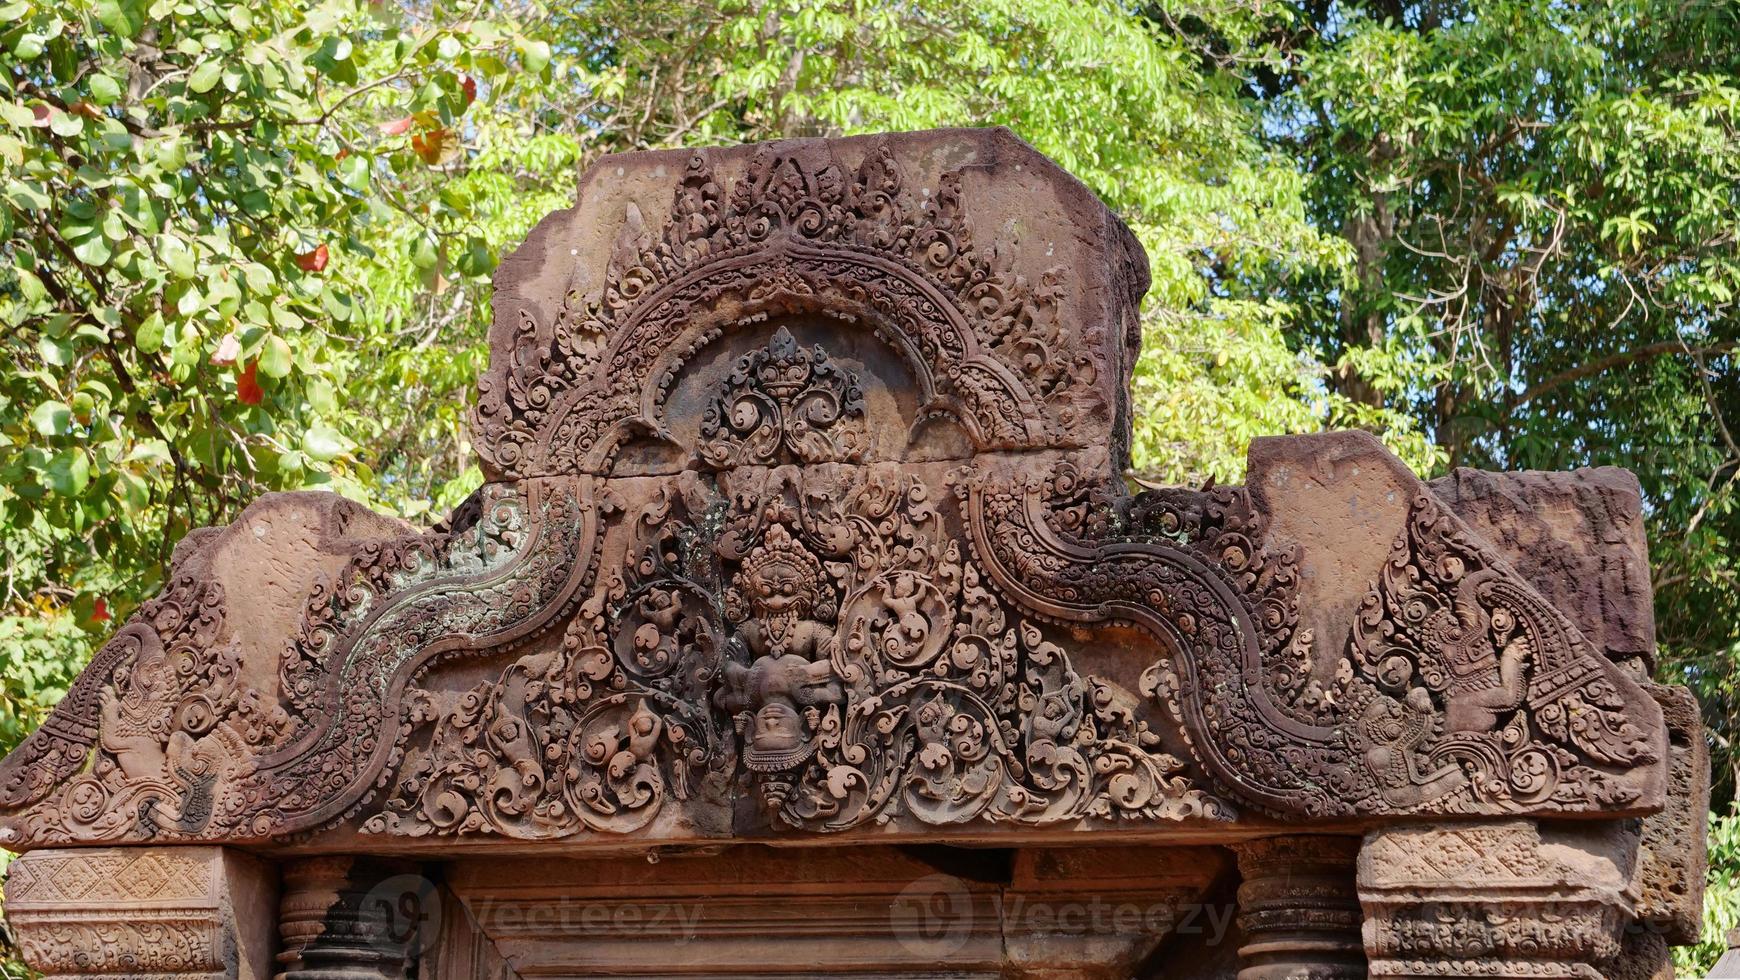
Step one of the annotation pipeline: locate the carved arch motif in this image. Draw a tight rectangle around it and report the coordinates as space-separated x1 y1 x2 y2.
473 142 1085 477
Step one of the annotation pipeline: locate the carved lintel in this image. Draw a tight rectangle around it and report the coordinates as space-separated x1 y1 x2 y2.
1358 820 1636 979
4 846 276 979
1231 835 1366 980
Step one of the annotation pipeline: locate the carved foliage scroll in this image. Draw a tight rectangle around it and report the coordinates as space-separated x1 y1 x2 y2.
251 477 603 835
697 325 867 467
374 463 1232 838
961 466 1666 819
0 480 603 846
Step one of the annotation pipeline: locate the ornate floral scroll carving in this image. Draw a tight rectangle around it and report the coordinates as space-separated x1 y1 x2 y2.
474 140 1079 477
697 326 867 467
0 577 287 845
371 479 726 838
1345 494 1657 813
374 464 1231 837
960 464 1665 819
247 477 604 835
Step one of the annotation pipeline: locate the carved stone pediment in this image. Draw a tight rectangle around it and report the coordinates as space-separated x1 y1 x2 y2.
0 129 1683 855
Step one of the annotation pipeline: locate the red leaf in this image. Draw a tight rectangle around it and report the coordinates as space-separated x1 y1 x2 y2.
460 75 477 107
411 127 456 166
30 104 52 127
92 598 111 622
295 243 330 273
380 116 415 136
236 361 264 405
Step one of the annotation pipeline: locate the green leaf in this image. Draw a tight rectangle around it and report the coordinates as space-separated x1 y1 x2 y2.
13 33 46 61
410 234 438 269
116 469 150 510
340 153 369 190
48 111 84 138
301 423 350 462
259 334 293 378
72 233 112 265
38 335 73 367
4 181 51 212
516 38 551 73
88 73 123 105
31 401 72 437
135 313 165 352
162 239 198 279
188 60 223 94
42 449 91 496
94 0 139 37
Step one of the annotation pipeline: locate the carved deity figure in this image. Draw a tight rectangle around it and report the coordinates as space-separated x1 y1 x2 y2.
716 523 844 778
99 642 177 785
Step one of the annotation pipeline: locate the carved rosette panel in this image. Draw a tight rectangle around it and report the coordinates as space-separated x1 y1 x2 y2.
372 462 1232 837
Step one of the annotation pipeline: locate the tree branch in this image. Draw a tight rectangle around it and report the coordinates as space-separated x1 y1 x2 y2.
1512 340 1740 408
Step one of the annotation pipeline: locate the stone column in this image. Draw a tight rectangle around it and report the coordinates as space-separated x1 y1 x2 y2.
1358 820 1635 980
1232 835 1368 980
276 856 429 980
4 846 277 979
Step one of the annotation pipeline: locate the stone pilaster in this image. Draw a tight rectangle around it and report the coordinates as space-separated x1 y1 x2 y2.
4 846 277 979
1232 835 1368 980
275 856 426 980
1358 820 1636 979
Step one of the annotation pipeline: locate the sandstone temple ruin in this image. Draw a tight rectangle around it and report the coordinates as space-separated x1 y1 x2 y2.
0 128 1710 979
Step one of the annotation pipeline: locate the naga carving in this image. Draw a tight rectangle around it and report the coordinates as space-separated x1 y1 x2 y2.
250 477 603 835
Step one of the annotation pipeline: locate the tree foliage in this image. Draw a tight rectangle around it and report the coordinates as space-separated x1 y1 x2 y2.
1263 3 1740 817
2 0 1737 972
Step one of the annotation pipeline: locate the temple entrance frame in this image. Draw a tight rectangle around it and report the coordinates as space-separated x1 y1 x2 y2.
0 129 1705 979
